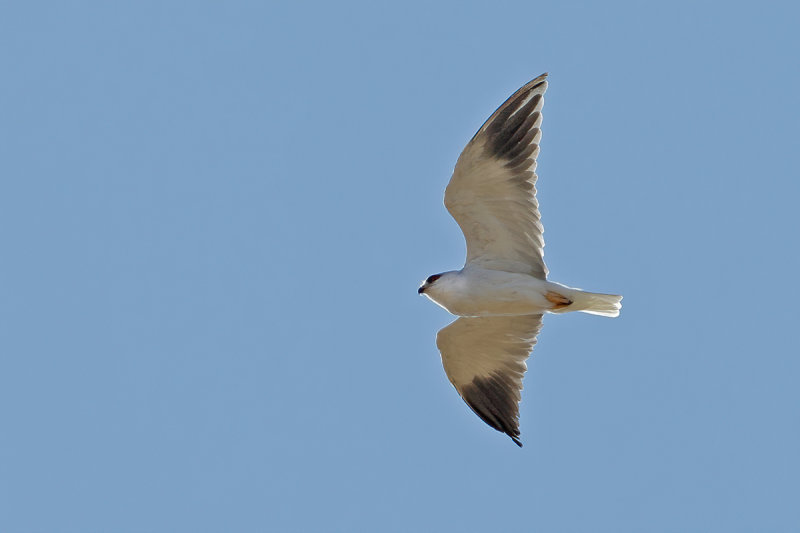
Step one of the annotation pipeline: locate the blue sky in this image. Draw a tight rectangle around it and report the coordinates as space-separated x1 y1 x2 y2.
1 1 799 531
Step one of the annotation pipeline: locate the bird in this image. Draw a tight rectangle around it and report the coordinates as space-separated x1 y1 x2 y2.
418 73 622 447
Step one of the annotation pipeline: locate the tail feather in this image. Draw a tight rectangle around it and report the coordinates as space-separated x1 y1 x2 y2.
569 291 623 317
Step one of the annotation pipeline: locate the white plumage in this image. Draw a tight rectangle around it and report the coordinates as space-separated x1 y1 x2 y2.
419 73 622 446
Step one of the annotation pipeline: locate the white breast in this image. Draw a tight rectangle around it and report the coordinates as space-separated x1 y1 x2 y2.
423 268 555 317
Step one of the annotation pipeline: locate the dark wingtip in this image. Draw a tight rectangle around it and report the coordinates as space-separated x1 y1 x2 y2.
462 373 524 447
528 72 548 87
483 75 546 162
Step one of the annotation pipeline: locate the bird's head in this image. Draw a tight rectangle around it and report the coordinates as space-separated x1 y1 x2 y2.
418 273 445 295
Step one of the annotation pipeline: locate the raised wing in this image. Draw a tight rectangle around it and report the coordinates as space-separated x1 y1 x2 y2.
445 73 548 279
436 314 544 446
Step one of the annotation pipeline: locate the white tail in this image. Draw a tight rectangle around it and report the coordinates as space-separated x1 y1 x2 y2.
569 290 623 317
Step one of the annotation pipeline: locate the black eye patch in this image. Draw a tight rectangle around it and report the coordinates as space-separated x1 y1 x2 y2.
426 274 442 284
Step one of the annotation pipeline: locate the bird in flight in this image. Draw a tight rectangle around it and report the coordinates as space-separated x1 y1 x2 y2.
419 73 622 447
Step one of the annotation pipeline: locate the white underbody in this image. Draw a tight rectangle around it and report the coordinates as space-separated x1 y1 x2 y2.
422 267 621 318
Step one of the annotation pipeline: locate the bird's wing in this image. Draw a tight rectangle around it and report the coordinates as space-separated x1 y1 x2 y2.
445 73 549 279
436 314 544 446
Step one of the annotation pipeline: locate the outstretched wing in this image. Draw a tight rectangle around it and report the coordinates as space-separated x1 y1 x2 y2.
445 73 548 279
436 314 544 446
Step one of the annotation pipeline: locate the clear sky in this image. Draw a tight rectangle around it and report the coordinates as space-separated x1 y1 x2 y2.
1 1 799 531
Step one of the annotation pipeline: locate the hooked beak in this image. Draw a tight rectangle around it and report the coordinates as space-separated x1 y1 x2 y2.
418 285 426 295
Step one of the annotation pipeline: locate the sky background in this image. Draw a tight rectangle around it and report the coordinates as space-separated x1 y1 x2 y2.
1 1 799 531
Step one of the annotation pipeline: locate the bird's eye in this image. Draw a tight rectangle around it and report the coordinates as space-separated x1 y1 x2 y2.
426 274 442 284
